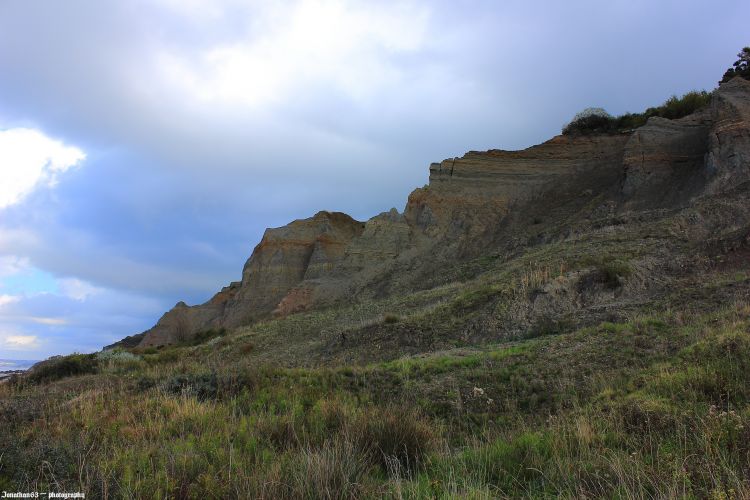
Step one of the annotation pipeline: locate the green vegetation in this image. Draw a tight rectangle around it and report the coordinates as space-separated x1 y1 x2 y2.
563 90 712 135
3 298 750 497
382 313 401 324
2 88 750 495
720 46 750 84
25 353 99 384
186 327 226 346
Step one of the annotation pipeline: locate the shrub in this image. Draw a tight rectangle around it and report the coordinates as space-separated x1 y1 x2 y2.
27 353 99 384
383 314 401 324
719 47 750 84
596 259 632 288
162 372 219 401
563 91 712 135
96 349 140 363
144 348 180 365
188 328 226 346
562 108 615 135
655 91 712 120
354 405 436 475
98 350 143 374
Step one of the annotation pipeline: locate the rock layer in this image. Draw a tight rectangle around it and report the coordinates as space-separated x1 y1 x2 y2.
133 77 750 348
139 211 364 347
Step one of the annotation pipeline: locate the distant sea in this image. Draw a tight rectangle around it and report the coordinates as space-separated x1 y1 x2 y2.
0 359 39 371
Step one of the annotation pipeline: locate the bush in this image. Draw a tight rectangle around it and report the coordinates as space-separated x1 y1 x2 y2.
96 349 143 374
562 91 712 136
162 372 219 401
354 405 436 475
655 91 712 120
562 108 615 135
596 259 632 288
720 47 750 84
96 349 140 363
383 314 401 324
188 328 226 346
27 354 99 384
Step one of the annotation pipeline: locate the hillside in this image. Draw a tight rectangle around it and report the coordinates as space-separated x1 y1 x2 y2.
2 76 750 498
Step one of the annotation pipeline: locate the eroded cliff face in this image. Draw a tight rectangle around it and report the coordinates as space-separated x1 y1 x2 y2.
405 133 630 244
139 211 364 347
134 77 750 348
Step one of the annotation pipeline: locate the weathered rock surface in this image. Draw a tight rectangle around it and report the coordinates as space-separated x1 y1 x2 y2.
139 211 364 347
133 77 750 348
706 77 750 193
621 116 710 207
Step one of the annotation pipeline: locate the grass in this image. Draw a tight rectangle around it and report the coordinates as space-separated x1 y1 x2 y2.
3 298 750 497
2 186 749 496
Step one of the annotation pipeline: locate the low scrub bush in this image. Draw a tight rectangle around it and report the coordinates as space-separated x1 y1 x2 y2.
382 314 401 324
354 405 437 475
162 372 219 401
563 91 712 135
596 259 632 288
27 353 99 384
96 349 143 373
187 327 226 346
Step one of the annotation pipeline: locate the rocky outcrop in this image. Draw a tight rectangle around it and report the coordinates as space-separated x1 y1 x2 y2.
219 211 365 328
132 77 750 348
138 211 364 347
706 77 750 193
405 134 630 243
622 77 750 207
621 116 710 207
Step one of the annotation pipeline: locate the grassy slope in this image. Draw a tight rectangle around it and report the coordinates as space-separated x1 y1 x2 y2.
2 279 749 497
2 199 750 498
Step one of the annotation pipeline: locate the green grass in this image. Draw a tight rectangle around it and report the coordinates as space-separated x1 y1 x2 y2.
4 300 750 497
2 191 749 497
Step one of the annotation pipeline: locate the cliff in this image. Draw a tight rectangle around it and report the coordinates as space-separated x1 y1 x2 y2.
131 77 750 348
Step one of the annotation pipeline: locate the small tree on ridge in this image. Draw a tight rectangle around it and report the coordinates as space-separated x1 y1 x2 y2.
720 47 750 84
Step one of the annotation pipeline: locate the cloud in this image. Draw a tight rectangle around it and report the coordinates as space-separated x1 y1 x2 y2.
0 284 167 357
157 0 429 108
58 278 102 302
0 255 30 277
0 128 86 208
27 317 67 326
0 294 20 307
0 0 749 360
2 334 39 350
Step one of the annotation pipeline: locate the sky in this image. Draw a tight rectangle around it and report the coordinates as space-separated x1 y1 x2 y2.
0 0 747 360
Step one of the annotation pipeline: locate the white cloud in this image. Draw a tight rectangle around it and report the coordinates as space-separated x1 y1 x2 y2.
0 294 20 307
2 334 39 350
0 255 30 278
28 317 67 326
158 0 430 107
0 128 86 208
59 278 102 301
